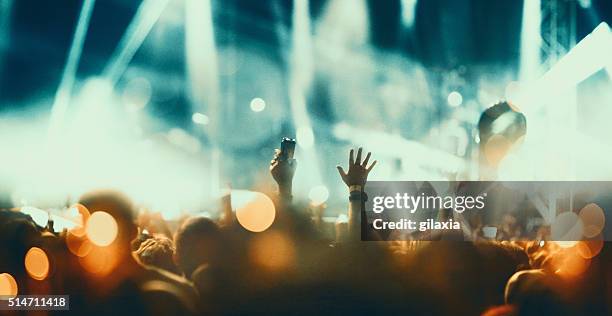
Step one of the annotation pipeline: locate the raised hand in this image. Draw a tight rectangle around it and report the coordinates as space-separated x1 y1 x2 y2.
336 147 377 188
270 149 297 195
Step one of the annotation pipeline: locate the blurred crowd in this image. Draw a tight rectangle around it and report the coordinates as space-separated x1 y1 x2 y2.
0 102 611 316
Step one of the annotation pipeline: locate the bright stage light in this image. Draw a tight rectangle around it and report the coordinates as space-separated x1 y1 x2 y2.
81 77 113 102
400 0 417 28
447 91 463 107
316 0 369 47
185 0 221 199
578 0 591 9
332 123 466 174
286 0 324 196
250 97 266 112
1 82 212 218
192 112 209 125
185 0 219 122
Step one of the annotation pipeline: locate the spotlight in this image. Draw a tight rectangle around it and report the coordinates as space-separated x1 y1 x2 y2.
447 91 463 107
578 0 591 9
400 0 417 28
192 112 209 125
250 97 266 112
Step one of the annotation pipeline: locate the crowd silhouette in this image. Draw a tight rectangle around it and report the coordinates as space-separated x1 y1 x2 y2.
0 102 611 316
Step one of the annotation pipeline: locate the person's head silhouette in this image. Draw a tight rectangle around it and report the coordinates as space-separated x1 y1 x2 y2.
477 101 526 178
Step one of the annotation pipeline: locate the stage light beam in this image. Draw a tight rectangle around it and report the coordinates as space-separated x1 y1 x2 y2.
184 0 221 199
288 0 324 193
519 0 541 81
400 0 417 28
48 0 96 138
103 0 170 85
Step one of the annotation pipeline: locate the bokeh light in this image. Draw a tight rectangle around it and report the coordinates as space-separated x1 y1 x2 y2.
578 203 605 238
79 246 119 276
68 203 91 237
25 247 50 281
250 230 295 270
66 231 93 257
0 273 18 297
308 185 329 206
235 192 276 232
575 236 604 259
250 97 266 112
86 211 119 247
191 112 209 125
447 91 463 107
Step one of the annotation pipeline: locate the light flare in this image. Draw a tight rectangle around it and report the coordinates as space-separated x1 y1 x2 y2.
25 247 50 281
0 273 18 297
235 192 276 233
86 211 119 247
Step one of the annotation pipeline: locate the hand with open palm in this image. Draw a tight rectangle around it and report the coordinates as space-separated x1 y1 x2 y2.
336 147 377 188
